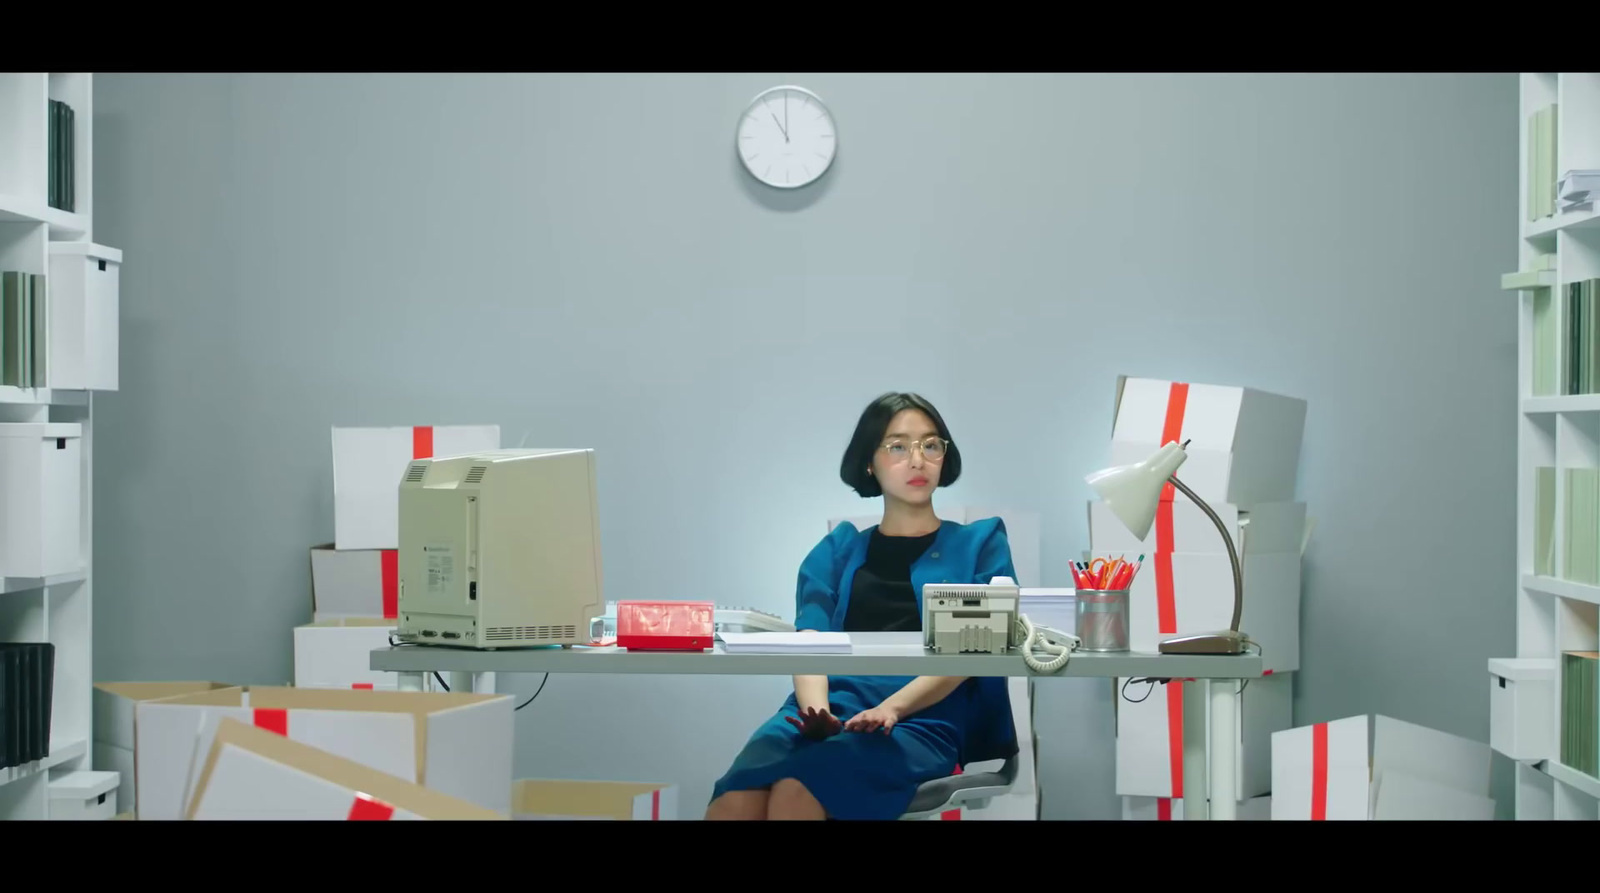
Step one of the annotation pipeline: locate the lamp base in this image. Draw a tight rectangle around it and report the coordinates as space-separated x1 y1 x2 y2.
1158 630 1248 655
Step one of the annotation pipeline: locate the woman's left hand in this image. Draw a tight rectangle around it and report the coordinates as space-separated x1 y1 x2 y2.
844 704 901 734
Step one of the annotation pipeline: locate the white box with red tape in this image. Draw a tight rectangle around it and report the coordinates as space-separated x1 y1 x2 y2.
293 618 399 690
188 717 505 820
1108 376 1306 507
1122 794 1271 820
133 685 514 820
92 680 236 815
332 424 500 551
1114 670 1292 801
309 543 397 620
1270 714 1495 820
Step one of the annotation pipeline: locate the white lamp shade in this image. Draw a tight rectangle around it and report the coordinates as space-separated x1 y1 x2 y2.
1084 441 1188 540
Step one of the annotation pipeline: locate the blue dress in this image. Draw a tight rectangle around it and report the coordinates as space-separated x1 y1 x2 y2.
710 517 1020 820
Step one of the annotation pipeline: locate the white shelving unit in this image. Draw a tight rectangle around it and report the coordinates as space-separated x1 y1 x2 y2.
0 72 120 820
1498 72 1600 821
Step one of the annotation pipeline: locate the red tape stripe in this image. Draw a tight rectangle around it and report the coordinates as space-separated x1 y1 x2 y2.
253 708 288 737
352 683 374 690
1311 722 1329 820
412 426 433 459
1156 798 1173 821
348 793 396 820
651 789 661 820
381 549 399 619
1156 381 1188 799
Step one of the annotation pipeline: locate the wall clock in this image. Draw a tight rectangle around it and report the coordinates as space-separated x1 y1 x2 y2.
736 86 837 190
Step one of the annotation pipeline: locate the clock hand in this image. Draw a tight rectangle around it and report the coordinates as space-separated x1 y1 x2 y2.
784 93 789 142
770 111 789 141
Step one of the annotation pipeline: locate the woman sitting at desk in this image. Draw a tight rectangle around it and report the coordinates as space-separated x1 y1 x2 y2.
705 392 1019 821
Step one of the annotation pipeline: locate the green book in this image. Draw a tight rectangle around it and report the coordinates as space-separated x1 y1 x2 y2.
1536 466 1556 574
1 271 23 387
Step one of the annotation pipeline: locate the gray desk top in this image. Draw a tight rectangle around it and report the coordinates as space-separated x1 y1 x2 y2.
369 632 1263 680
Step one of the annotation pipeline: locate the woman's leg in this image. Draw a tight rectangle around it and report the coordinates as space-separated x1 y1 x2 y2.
767 778 827 820
705 789 770 820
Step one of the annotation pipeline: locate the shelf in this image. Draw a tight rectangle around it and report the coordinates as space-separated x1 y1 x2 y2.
1542 760 1600 800
1 569 85 596
0 190 88 240
1524 205 1600 240
1523 574 1600 606
0 386 89 406
0 738 85 788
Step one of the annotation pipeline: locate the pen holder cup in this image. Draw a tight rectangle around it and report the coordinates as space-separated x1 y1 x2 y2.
1074 589 1130 652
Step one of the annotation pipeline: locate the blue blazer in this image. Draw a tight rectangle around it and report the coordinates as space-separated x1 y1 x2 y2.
793 516 1021 765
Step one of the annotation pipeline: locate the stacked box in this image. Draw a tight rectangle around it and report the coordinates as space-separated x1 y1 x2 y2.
1090 376 1310 807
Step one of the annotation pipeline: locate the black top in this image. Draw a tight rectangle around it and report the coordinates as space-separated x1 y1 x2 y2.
841 527 939 633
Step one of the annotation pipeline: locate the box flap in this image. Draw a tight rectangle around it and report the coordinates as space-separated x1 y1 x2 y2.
1487 657 1555 682
300 617 396 630
512 779 673 819
188 718 504 820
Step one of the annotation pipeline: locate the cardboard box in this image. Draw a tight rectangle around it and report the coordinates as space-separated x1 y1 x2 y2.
92 680 236 815
1121 794 1271 820
134 686 513 820
0 422 83 578
1087 500 1308 557
1270 714 1495 820
332 425 500 551
1114 670 1292 800
1120 551 1301 674
1108 376 1306 507
309 544 394 619
188 718 505 820
294 617 399 690
512 779 678 820
1488 657 1555 761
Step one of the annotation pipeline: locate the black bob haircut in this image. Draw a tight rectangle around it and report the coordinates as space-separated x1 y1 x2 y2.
839 392 963 498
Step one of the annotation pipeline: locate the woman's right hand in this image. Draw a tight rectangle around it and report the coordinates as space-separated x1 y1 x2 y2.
785 705 842 740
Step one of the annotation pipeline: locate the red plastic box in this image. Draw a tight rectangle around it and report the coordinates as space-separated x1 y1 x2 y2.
615 600 715 651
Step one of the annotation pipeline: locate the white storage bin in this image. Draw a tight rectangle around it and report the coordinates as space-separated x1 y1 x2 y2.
46 241 121 391
49 770 120 820
1488 657 1554 761
0 422 83 577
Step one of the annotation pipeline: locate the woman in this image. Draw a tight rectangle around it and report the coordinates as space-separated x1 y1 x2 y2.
705 392 1019 821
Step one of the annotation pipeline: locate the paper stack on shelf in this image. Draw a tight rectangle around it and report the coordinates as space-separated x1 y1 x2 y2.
1091 375 1308 817
1558 169 1600 212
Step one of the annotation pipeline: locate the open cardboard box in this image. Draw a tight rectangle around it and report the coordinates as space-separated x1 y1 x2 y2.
1270 714 1495 820
134 685 513 820
189 718 504 820
92 680 236 814
512 779 678 820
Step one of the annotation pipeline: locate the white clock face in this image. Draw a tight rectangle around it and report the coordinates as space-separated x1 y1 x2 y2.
736 86 837 189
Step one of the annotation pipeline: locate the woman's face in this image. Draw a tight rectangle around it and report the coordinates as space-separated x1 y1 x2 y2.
870 409 946 505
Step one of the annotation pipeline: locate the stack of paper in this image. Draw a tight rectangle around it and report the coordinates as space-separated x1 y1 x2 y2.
717 632 852 654
1558 169 1600 212
1020 588 1076 635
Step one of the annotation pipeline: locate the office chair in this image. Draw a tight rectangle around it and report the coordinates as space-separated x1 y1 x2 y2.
898 753 1024 820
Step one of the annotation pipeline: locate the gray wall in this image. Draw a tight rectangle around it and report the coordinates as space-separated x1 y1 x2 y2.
89 72 1519 819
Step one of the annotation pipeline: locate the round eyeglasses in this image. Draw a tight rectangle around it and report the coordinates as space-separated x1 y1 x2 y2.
880 437 949 463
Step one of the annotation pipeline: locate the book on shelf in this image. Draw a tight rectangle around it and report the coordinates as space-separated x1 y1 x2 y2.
1536 466 1555 576
1560 279 1600 396
1565 468 1598 585
47 98 75 214
1 271 47 388
1560 650 1597 778
1528 103 1559 222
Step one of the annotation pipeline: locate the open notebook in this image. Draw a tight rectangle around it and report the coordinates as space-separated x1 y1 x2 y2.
717 632 852 654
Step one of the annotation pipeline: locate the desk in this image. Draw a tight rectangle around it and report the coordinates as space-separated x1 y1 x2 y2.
370 633 1263 820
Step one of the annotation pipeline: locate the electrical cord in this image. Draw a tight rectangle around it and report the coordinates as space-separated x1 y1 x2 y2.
385 634 548 710
1119 639 1264 703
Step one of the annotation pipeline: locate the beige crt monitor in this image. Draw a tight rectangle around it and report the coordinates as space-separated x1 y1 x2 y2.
395 448 604 649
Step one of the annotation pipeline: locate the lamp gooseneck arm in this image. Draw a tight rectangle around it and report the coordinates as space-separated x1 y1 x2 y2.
1166 474 1243 634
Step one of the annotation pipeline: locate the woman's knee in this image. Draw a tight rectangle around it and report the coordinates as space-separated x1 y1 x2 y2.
705 789 769 820
767 778 826 820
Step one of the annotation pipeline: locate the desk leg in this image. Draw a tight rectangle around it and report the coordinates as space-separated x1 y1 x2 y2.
449 671 497 694
1208 680 1237 821
1182 681 1208 820
398 672 426 692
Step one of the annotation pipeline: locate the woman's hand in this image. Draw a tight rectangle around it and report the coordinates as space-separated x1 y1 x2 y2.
844 704 901 735
785 705 842 740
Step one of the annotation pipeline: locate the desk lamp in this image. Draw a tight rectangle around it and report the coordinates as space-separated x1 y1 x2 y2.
1084 440 1248 656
